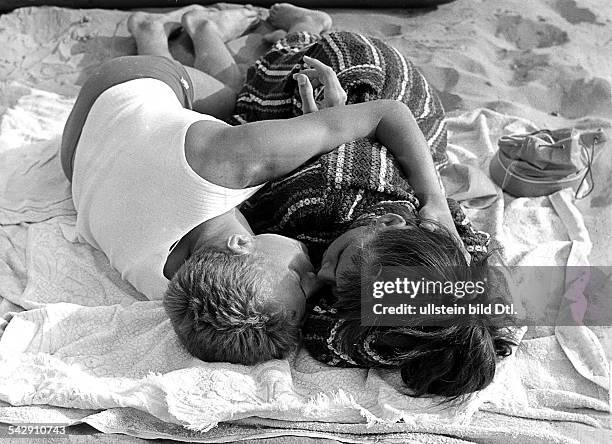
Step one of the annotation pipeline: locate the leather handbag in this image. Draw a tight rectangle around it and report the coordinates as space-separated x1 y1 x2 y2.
489 128 606 198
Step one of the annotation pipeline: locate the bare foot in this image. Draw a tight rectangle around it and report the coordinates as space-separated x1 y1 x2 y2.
127 5 205 40
182 7 260 43
267 3 332 34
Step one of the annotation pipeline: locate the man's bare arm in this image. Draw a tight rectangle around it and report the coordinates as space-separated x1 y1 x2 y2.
190 99 443 205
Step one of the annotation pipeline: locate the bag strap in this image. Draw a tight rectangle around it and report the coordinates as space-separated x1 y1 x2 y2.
574 131 600 199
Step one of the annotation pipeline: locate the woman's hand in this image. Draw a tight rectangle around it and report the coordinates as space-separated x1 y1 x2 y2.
294 55 347 114
418 198 471 264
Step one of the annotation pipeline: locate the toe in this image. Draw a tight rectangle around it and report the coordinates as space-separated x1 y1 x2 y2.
127 12 150 34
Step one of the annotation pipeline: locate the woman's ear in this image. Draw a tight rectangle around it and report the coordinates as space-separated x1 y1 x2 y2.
226 234 255 255
375 213 406 229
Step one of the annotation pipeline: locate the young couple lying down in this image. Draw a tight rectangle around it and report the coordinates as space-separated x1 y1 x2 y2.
60 3 515 400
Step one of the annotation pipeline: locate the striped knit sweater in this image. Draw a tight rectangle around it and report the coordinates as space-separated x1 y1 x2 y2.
229 31 448 167
237 31 490 369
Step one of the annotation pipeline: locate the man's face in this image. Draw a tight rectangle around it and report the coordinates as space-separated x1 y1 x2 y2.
252 234 321 323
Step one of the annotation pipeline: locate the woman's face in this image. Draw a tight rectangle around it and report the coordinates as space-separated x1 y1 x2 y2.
317 213 410 288
317 226 370 290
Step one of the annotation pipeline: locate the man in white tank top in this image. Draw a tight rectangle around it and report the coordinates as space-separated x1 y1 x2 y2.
64 5 459 366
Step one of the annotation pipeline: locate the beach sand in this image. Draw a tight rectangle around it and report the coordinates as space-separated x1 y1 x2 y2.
2 0 610 125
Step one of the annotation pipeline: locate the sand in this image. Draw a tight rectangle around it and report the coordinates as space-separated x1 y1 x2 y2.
1 0 611 126
330 0 611 127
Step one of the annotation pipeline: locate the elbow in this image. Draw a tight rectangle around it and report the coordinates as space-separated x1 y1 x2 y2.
380 100 416 131
243 160 274 186
382 99 410 118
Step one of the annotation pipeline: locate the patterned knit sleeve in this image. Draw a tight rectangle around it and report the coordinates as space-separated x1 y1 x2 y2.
302 293 354 368
303 287 374 368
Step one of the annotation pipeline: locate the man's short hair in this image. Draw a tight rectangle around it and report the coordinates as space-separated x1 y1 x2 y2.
163 247 300 365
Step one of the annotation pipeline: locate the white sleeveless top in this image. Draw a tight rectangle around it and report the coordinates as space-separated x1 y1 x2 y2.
72 79 263 300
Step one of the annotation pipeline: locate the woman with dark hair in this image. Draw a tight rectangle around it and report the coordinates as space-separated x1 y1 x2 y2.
236 4 517 399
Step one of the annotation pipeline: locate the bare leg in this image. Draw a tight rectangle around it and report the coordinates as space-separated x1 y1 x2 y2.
181 8 259 93
128 13 176 58
267 3 332 35
127 6 205 57
128 8 257 119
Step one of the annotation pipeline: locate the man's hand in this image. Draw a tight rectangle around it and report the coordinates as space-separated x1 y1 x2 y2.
294 55 347 114
418 198 472 264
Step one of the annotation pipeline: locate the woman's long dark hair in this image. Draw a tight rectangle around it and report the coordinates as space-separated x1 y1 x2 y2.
333 219 516 401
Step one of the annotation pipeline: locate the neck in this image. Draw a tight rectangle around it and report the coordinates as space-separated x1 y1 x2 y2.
192 208 253 252
163 209 253 279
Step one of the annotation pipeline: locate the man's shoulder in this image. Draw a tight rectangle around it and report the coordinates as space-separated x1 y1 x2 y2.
184 121 251 188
